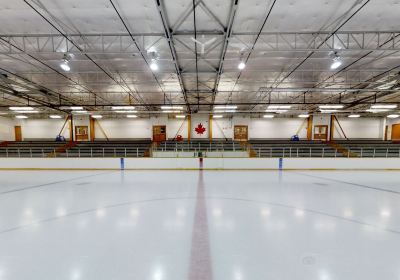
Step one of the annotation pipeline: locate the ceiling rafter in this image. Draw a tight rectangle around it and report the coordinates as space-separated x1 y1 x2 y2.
211 0 239 104
154 0 190 111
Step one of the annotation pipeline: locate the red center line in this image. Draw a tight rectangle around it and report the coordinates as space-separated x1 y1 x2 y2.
188 171 213 280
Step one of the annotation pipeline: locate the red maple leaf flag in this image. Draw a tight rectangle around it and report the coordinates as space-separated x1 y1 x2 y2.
195 123 206 135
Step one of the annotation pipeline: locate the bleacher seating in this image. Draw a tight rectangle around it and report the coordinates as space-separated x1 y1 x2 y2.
248 139 400 158
0 140 152 158
0 139 399 158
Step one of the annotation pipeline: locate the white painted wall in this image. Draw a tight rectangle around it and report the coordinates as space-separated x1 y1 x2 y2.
95 118 151 139
334 117 384 139
1 157 399 170
15 119 70 140
0 114 389 140
249 118 308 139
0 116 14 141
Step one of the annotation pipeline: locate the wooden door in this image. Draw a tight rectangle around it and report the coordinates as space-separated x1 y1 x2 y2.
153 125 166 142
384 125 388 141
392 124 400 141
14 126 22 141
75 126 89 141
314 125 328 141
234 125 248 141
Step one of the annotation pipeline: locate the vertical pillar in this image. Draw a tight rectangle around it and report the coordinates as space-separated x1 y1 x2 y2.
69 115 74 141
187 115 191 140
307 116 313 140
208 115 213 141
329 115 335 141
89 118 95 141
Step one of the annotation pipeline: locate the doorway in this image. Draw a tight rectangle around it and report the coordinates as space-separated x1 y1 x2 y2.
392 124 400 141
234 125 248 141
314 125 328 141
14 126 22 141
153 125 166 142
75 126 89 141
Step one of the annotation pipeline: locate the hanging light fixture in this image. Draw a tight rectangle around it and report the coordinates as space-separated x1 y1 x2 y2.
148 51 159 71
238 62 246 70
237 51 246 70
330 52 342 70
60 53 71 72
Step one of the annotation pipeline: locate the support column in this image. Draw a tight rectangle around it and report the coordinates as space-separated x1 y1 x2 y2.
69 115 74 141
187 115 191 140
329 115 335 141
307 116 313 140
208 115 213 141
89 117 95 141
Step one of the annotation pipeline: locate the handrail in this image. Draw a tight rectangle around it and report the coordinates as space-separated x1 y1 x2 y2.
0 146 400 158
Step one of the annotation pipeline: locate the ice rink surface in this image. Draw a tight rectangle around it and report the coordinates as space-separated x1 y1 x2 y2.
0 170 400 280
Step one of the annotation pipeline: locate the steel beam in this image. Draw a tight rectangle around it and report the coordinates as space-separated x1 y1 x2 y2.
155 0 190 111
1 31 400 55
212 0 239 103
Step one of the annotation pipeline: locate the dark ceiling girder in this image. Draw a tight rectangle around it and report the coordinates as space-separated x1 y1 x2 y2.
154 0 190 111
211 0 239 104
2 100 399 108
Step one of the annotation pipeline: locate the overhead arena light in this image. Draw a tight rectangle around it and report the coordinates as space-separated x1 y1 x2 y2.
238 62 246 70
370 104 397 109
73 110 88 114
115 110 138 113
60 53 72 72
15 115 28 119
267 105 291 109
60 62 70 72
320 109 339 113
161 106 184 110
387 114 400 119
91 115 103 119
298 114 310 118
112 106 135 110
9 106 34 111
213 115 223 119
366 108 390 113
14 110 40 114
162 110 181 113
49 115 62 119
214 105 237 110
330 52 342 70
263 114 274 118
213 110 236 113
126 115 138 118
319 105 344 109
175 115 186 119
265 109 288 113
348 114 361 118
148 51 159 71
70 106 84 110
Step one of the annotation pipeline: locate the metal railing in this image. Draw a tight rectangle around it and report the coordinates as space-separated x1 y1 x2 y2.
0 147 145 158
252 147 400 158
1 146 400 158
155 142 244 152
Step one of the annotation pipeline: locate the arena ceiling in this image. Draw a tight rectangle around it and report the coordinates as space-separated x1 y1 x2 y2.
0 0 400 117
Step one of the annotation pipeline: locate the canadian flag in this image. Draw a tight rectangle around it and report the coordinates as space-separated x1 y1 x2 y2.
191 116 209 138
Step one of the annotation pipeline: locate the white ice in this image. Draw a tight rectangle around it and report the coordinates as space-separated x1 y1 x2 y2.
0 170 399 280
